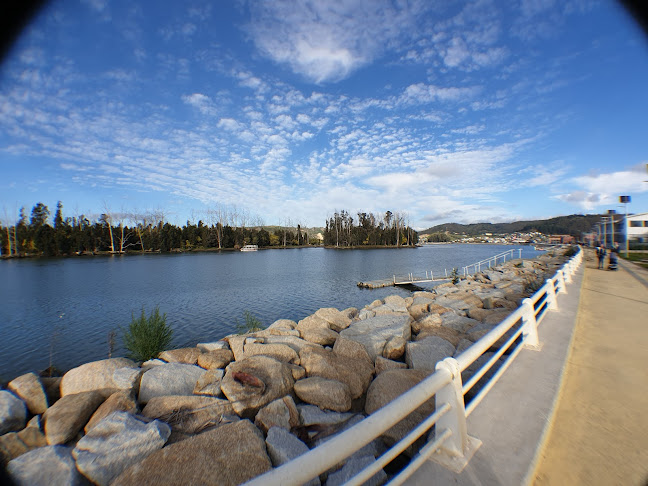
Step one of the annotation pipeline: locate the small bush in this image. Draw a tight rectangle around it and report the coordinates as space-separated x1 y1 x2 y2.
123 307 173 362
236 311 265 334
564 246 577 257
451 267 460 285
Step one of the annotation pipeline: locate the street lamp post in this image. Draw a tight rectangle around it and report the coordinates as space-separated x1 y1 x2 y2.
620 196 631 258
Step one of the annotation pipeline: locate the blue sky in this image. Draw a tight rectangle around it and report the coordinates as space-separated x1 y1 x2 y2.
1 0 647 230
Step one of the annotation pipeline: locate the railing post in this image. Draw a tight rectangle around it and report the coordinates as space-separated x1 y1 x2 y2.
557 270 568 293
432 358 481 472
545 279 558 310
393 275 396 284
521 298 541 350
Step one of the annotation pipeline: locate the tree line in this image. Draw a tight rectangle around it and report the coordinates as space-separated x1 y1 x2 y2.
0 201 318 257
323 210 418 247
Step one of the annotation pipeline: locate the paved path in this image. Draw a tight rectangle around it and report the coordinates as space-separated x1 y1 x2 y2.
531 251 648 486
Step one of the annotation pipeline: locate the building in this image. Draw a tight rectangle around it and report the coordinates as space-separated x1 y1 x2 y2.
548 235 575 244
627 212 648 246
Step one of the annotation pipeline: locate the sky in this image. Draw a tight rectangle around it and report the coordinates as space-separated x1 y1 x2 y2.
1 0 647 230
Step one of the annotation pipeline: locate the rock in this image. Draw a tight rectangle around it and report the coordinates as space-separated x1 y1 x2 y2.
339 314 412 361
197 340 230 352
415 326 463 347
265 426 310 467
158 347 200 364
433 283 458 296
294 377 352 412
7 445 86 486
342 307 358 319
357 309 375 320
142 396 234 435
40 376 61 405
297 314 331 332
365 369 434 449
197 349 234 369
0 432 28 465
297 404 354 427
0 391 27 435
439 313 481 333
299 327 339 346
85 391 138 433
373 303 409 316
382 336 406 360
111 420 272 486
327 455 387 486
267 319 298 330
243 343 300 364
299 347 373 399
435 292 483 312
112 367 143 396
467 308 511 325
466 323 516 349
141 359 165 371
220 356 294 418
412 313 443 334
374 356 407 374
384 294 408 311
262 335 323 354
60 358 137 396
43 391 104 445
194 369 224 396
7 373 48 415
138 363 206 404
454 338 475 357
312 414 384 463
315 307 352 332
408 302 430 321
333 335 373 365
73 412 170 486
406 337 456 371
224 334 247 361
289 364 306 380
254 396 300 433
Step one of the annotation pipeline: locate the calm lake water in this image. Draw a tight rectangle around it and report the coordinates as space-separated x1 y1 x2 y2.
0 244 542 380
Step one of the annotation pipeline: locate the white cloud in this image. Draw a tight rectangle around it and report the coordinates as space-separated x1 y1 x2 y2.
182 93 217 116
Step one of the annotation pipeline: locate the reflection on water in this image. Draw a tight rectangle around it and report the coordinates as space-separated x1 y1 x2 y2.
0 244 541 379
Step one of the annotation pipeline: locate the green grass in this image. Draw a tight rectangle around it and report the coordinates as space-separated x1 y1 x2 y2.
122 307 173 361
621 252 648 269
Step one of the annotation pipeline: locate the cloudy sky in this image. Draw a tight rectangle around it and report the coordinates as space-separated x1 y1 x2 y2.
1 0 647 229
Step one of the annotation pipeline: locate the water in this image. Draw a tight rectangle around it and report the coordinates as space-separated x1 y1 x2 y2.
0 244 541 380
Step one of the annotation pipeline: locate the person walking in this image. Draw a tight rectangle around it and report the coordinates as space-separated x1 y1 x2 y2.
596 245 606 269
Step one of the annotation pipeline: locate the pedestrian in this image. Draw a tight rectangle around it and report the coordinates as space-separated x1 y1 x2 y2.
608 246 618 270
596 245 606 269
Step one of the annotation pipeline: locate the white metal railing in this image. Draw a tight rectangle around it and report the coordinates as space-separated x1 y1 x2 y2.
244 247 583 486
462 248 523 276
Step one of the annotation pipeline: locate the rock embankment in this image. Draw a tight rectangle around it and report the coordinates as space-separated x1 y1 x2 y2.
0 250 570 485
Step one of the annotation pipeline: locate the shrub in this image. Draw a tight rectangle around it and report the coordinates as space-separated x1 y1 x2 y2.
564 246 577 257
123 307 173 362
451 267 460 285
236 311 265 334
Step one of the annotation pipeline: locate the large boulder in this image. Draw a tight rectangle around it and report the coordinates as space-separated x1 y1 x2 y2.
374 356 407 374
43 391 104 445
111 420 272 486
332 335 373 366
439 313 481 333
365 369 434 448
0 391 27 435
85 391 138 433
297 404 355 427
415 326 463 347
243 343 300 364
294 377 352 412
196 341 230 352
220 356 294 418
7 445 86 486
299 327 339 346
264 427 321 485
73 412 170 486
412 313 443 334
299 347 373 399
406 336 456 371
60 358 137 396
158 347 200 364
262 335 323 354
339 314 412 361
138 363 206 404
254 396 300 433
141 396 234 435
7 373 48 415
197 349 233 369
327 455 387 486
383 336 406 360
194 369 225 396
315 308 352 332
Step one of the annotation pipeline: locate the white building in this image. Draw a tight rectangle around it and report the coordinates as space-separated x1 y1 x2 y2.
627 212 648 242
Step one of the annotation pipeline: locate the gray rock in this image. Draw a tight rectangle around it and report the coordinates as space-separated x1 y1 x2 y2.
243 343 300 364
440 313 481 333
453 338 475 357
141 395 234 435
85 391 138 433
374 356 407 374
138 363 206 404
382 336 406 360
294 377 351 412
261 335 323 354
326 455 387 486
60 358 137 396
7 373 48 415
197 341 230 352
265 426 309 466
357 309 376 320
406 336 455 371
340 314 412 361
158 347 200 364
112 367 144 393
0 390 27 435
267 319 298 330
7 445 85 486
254 396 300 433
314 414 385 461
297 404 354 426
299 327 339 346
194 368 224 396
315 307 352 332
197 349 234 369
299 347 373 399
73 412 170 486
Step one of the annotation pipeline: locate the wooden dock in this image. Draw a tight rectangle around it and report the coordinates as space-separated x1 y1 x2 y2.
357 272 450 289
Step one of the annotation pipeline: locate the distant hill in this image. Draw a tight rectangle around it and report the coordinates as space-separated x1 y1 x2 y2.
421 214 602 237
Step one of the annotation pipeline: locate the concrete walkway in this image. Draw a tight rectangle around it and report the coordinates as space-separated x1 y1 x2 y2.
531 252 648 486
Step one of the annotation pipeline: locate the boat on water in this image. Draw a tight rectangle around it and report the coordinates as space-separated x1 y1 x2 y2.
240 245 259 252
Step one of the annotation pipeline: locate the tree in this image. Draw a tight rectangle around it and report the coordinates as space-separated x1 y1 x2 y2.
30 202 50 228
